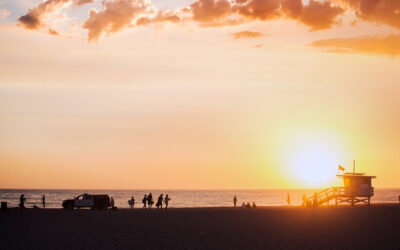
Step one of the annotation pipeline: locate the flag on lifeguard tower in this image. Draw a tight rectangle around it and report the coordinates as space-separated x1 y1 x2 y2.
338 165 345 174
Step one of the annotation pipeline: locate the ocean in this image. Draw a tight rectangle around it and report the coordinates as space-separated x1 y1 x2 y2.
1 189 399 209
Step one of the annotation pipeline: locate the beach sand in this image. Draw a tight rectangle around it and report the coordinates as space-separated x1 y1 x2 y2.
1 205 399 249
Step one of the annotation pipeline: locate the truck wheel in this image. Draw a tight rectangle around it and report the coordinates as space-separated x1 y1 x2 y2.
67 204 74 210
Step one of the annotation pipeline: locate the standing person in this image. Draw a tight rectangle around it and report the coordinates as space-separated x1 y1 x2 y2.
164 194 171 210
287 193 290 206
302 194 307 207
110 197 115 209
156 194 163 209
42 195 46 208
313 192 318 207
147 193 153 209
19 194 26 208
142 195 147 209
233 196 238 208
128 196 135 209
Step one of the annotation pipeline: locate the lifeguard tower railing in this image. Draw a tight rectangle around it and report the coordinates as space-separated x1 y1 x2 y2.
305 186 375 207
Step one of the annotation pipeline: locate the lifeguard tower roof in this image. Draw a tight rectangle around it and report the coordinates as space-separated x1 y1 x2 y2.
336 172 376 178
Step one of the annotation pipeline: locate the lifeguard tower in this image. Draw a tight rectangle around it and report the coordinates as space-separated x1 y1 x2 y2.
305 161 376 207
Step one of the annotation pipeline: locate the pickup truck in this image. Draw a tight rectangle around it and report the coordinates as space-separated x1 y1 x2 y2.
62 194 111 210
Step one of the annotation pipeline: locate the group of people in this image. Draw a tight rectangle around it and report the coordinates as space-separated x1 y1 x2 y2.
130 193 171 210
19 194 46 209
233 196 257 209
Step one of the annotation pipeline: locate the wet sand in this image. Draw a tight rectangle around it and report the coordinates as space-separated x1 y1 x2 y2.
1 204 399 249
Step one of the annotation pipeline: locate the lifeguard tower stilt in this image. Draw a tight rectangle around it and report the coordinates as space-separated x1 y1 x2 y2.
305 161 376 207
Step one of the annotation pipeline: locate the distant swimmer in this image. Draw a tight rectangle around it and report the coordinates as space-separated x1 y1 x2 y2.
156 194 163 209
19 194 26 209
128 196 135 209
287 193 290 206
164 194 171 210
142 195 147 209
233 196 238 208
42 195 46 208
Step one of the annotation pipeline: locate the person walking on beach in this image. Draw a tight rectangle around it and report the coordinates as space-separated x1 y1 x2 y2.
147 193 154 209
156 194 163 209
233 196 237 208
129 196 135 209
19 194 26 208
287 193 291 206
42 195 46 208
164 194 171 210
142 195 147 209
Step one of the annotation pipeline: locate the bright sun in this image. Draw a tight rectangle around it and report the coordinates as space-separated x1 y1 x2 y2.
284 131 348 188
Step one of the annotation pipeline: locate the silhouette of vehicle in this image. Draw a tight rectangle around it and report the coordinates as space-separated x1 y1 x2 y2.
62 194 111 210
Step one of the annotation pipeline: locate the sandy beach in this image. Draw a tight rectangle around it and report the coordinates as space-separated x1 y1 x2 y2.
1 204 399 250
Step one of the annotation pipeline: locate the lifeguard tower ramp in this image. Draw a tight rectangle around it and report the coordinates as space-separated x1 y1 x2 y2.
305 170 376 207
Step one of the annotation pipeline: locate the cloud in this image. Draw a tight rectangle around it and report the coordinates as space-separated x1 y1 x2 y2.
231 30 265 39
18 0 94 30
82 0 149 41
282 0 345 30
342 0 400 29
0 9 10 19
187 0 345 30
48 28 60 36
190 0 232 23
136 12 181 26
233 0 281 21
310 34 400 56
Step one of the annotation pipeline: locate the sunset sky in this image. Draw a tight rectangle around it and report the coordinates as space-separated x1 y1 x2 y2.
0 0 399 189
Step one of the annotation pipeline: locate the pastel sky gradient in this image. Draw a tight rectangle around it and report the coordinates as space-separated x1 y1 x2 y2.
0 0 399 189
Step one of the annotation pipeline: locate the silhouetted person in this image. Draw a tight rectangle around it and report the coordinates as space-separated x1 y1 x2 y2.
252 202 257 208
233 196 237 208
129 196 135 209
246 202 251 209
142 195 147 209
287 193 290 206
42 195 46 208
241 202 246 208
313 192 318 207
156 194 163 209
398 194 400 204
111 197 115 209
164 194 171 210
19 194 26 208
147 193 153 209
302 194 307 207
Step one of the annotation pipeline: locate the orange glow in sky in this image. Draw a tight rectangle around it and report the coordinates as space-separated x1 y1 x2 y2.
0 0 400 189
